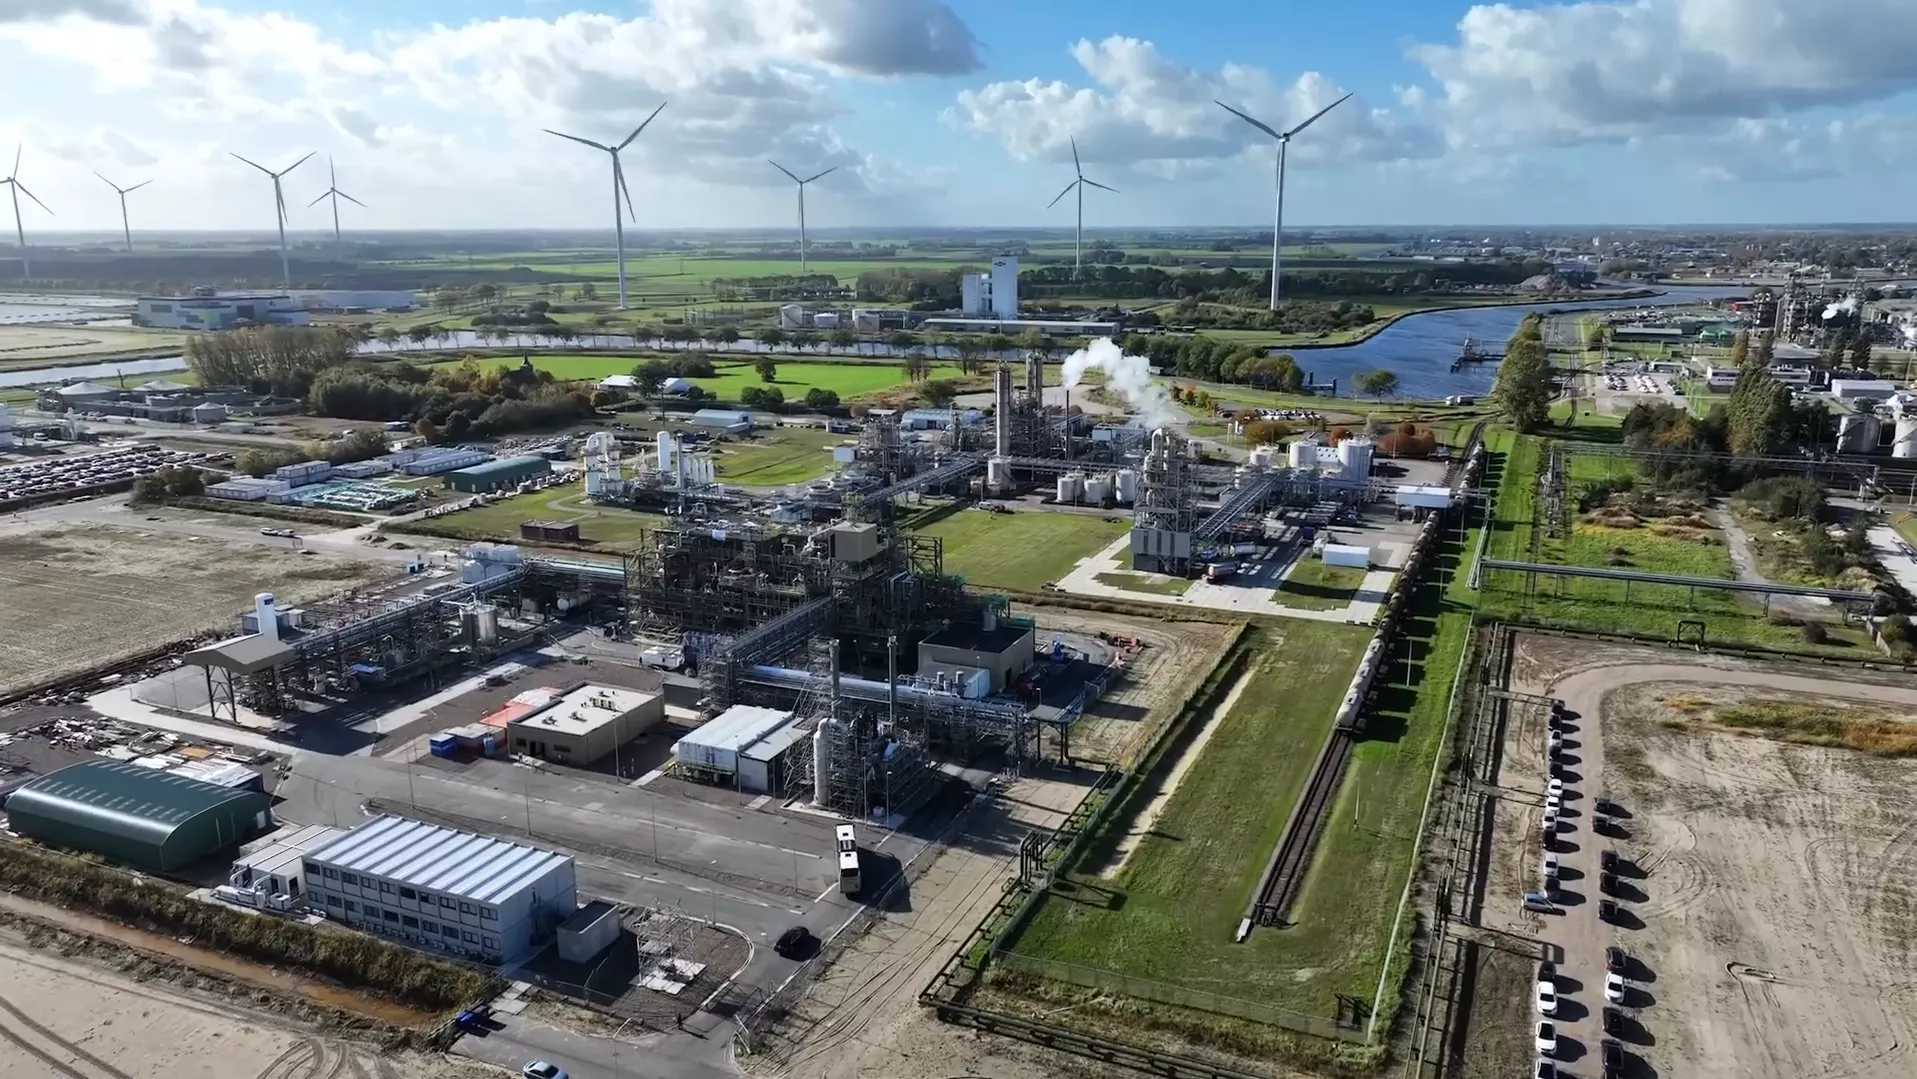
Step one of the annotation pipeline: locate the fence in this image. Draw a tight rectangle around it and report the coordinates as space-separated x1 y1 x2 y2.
989 949 1358 1043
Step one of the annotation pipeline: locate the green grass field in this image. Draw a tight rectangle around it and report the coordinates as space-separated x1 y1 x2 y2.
708 426 844 487
408 481 666 547
1009 624 1374 1012
910 508 1129 591
432 354 966 404
1272 558 1370 610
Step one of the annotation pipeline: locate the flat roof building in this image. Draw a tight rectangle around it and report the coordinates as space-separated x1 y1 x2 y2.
442 454 551 494
4 759 274 872
507 683 665 767
673 705 801 792
223 823 345 912
919 618 1036 694
301 815 577 964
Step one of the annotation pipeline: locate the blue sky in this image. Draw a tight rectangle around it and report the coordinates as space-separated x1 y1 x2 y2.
3 0 1916 232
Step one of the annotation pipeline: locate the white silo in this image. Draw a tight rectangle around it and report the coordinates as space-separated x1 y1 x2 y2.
812 720 834 807
987 457 1013 492
1247 445 1276 469
1056 472 1084 503
1838 412 1881 455
253 593 279 641
1337 438 1374 481
1084 473 1114 503
1893 413 1917 459
1114 468 1138 503
656 430 676 473
1288 440 1315 471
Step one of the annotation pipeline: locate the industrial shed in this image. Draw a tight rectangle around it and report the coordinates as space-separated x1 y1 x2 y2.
442 455 551 494
4 760 273 872
918 618 1035 693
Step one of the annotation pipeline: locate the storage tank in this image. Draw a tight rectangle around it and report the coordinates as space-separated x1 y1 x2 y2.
987 457 1013 492
1337 438 1374 481
1083 473 1114 503
471 603 499 643
1895 414 1917 460
1838 412 1882 454
1288 440 1315 470
1248 445 1275 469
812 719 834 807
1114 468 1138 503
1056 472 1083 503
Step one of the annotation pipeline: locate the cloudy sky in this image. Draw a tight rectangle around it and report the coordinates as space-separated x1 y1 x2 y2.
3 0 1915 232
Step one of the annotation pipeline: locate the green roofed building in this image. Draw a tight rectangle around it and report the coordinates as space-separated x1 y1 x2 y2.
4 760 272 872
442 455 551 494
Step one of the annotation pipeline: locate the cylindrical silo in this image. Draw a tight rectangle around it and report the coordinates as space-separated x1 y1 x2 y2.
1838 412 1881 454
1289 440 1314 470
1056 472 1083 503
1114 468 1138 503
1894 414 1917 460
987 457 1013 492
1084 473 1114 503
812 720 834 807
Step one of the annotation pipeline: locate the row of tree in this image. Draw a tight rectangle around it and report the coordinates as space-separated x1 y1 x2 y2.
182 325 358 397
1492 314 1553 430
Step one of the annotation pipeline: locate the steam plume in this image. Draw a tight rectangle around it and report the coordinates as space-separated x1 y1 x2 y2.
1061 337 1177 429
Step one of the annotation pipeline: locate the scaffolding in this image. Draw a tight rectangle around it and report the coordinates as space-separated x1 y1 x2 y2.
1130 428 1199 575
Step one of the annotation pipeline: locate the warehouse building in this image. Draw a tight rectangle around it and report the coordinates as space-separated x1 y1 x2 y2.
917 616 1036 694
3 760 274 872
442 455 551 494
301 815 577 964
673 705 802 793
507 683 665 766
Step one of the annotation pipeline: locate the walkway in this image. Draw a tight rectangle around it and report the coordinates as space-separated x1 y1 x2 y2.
1052 534 1397 623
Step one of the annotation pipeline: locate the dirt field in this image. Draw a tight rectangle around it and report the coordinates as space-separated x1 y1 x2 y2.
1026 608 1237 767
0 933 490 1079
1473 636 1917 1079
0 523 392 697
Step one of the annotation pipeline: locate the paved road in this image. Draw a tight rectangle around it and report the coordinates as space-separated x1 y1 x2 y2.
457 1012 739 1079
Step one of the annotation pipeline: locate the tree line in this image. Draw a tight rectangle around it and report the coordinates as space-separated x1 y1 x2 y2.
183 325 358 397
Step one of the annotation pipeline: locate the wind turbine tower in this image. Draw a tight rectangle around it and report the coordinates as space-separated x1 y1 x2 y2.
307 157 365 260
545 101 667 310
2 146 53 281
1215 93 1352 310
768 161 837 274
232 151 314 288
1046 138 1117 276
93 172 152 254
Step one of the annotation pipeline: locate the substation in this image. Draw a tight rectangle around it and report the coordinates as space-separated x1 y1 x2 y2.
182 358 1437 823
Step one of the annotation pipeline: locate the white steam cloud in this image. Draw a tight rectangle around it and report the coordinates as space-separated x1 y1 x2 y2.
1823 295 1860 320
1061 337 1177 429
1900 314 1917 349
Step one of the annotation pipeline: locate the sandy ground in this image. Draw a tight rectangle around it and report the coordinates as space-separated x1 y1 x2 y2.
747 772 1107 1079
1473 636 1917 1079
0 934 494 1079
0 522 391 698
0 324 186 361
1026 608 1236 767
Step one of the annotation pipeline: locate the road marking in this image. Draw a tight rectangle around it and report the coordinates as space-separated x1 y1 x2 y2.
633 769 664 787
745 794 771 811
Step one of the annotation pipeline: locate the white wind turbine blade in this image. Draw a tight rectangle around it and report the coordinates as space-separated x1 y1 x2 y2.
122 179 152 193
769 160 802 184
232 152 275 176
1215 100 1282 141
545 130 612 152
336 190 366 208
615 101 668 151
1046 179 1080 209
14 183 51 214
1082 178 1118 193
1284 92 1353 139
279 151 315 176
1071 137 1082 179
801 166 837 185
614 156 636 223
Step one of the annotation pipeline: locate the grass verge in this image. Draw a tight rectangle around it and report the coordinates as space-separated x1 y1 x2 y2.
912 509 1130 592
1273 559 1370 610
1094 571 1193 596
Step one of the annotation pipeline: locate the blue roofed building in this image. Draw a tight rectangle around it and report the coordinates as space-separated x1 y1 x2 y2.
299 814 577 963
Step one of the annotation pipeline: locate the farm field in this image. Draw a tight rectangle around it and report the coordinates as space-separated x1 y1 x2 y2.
429 354 968 404
1001 624 1374 1022
0 324 187 366
909 507 1130 592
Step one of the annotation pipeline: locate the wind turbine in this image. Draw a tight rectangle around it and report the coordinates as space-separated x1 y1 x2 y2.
767 161 837 274
545 101 668 310
306 157 365 260
231 151 314 289
93 172 151 254
1045 138 1117 277
1215 93 1352 310
2 146 53 281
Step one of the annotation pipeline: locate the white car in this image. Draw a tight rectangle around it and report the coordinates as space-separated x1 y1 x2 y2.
1548 729 1564 751
1545 793 1562 815
1535 1019 1556 1055
1547 777 1564 799
1606 971 1627 1004
1536 978 1557 1016
1541 809 1558 835
1541 851 1560 883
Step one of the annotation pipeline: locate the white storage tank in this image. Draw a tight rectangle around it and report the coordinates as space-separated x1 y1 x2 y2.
1288 440 1315 470
1337 438 1374 481
1838 412 1881 455
1113 468 1138 503
1056 472 1083 503
1896 414 1917 460
1247 445 1276 469
1083 473 1114 503
988 457 1013 491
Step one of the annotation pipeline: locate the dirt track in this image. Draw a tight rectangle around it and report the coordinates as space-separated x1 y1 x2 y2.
1030 608 1236 766
1489 638 1917 1079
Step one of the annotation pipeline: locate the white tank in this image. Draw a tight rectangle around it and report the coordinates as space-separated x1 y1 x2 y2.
1114 468 1138 503
1289 440 1314 470
987 457 1013 491
253 593 279 641
1337 438 1374 480
655 431 676 473
473 604 499 643
1248 445 1275 469
812 719 834 807
1084 474 1114 503
1839 412 1882 454
1056 472 1083 502
1894 415 1917 460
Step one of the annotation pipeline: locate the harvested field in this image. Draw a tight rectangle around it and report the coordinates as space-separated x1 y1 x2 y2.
1485 636 1917 1079
0 324 186 362
0 523 391 698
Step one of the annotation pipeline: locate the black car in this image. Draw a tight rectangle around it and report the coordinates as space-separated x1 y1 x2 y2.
1600 871 1620 896
1595 795 1621 816
1601 849 1619 873
1601 1037 1625 1078
1606 945 1628 974
1603 1006 1627 1037
1599 898 1621 923
774 926 814 959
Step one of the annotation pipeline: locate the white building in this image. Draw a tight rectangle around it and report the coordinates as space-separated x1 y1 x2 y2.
134 294 309 330
960 255 1020 319
673 704 803 793
291 289 420 312
301 815 578 964
221 823 345 912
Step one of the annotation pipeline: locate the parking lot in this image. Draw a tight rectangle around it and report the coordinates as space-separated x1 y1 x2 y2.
1480 636 1917 1079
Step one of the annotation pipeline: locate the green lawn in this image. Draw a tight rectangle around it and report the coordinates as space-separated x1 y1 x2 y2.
690 360 964 401
911 509 1129 591
1094 570 1193 596
1009 624 1374 1011
708 426 843 487
403 480 666 547
1272 558 1371 610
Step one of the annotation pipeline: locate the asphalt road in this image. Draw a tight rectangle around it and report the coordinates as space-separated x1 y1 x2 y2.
456 1013 738 1079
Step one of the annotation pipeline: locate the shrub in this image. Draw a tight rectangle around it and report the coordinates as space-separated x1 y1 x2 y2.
1801 622 1829 644
1577 475 1636 513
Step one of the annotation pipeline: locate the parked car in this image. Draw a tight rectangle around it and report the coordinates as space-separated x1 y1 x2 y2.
1545 793 1562 815
521 1063 568 1079
1541 809 1558 835
1522 890 1555 913
1599 898 1621 923
1606 945 1628 974
1547 777 1565 799
1534 1060 1556 1079
1601 1038 1625 1078
1601 849 1619 873
1601 871 1620 895
1535 1019 1557 1055
1595 795 1621 816
1535 978 1557 1016
1603 1006 1627 1037
1548 729 1564 752
774 925 815 959
1541 852 1560 885
1605 971 1627 1004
